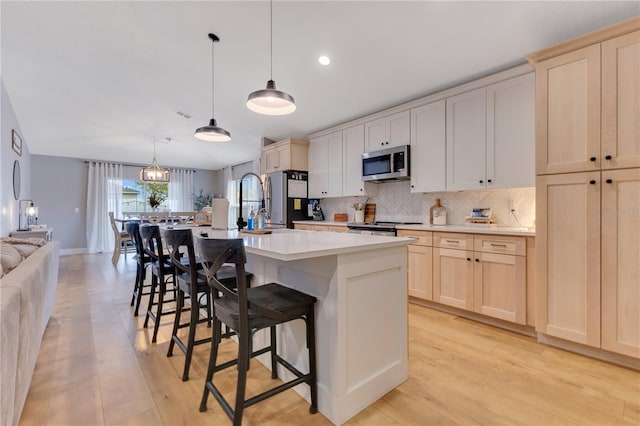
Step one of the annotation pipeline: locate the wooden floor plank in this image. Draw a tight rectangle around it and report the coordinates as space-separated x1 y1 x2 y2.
19 253 640 426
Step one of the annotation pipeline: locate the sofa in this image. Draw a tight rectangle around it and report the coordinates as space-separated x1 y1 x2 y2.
0 239 59 426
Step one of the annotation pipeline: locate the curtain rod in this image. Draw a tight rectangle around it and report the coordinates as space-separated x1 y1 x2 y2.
82 159 196 172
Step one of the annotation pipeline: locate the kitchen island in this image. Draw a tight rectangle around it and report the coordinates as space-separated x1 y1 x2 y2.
196 228 413 425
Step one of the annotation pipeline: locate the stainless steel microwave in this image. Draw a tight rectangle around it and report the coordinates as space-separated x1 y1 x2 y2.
362 145 410 182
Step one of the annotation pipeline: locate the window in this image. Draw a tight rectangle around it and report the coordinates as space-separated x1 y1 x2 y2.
121 181 168 212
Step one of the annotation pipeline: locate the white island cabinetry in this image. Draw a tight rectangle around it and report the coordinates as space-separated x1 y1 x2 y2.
201 228 412 425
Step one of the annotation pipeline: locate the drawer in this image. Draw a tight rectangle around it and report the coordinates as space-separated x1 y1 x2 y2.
327 225 348 233
433 232 473 250
397 230 432 246
474 235 526 256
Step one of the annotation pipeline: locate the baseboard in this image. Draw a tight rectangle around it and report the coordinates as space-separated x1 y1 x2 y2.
60 248 89 256
409 298 536 337
537 334 640 371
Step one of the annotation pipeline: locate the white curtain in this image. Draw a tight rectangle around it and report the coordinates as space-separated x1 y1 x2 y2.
168 169 194 211
223 166 235 229
86 162 123 253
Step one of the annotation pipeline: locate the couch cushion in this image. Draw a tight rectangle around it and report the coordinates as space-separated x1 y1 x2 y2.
0 242 22 273
11 244 39 258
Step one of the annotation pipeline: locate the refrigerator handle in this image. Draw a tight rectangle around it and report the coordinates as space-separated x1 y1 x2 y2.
265 176 272 219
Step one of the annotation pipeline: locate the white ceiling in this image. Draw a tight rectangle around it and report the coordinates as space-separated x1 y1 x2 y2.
2 1 638 171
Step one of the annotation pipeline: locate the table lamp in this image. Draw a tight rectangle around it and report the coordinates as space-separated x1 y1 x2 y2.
18 199 38 231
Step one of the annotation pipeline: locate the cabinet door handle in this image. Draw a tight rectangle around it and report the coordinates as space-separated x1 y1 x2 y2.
479 180 484 184
410 185 414 188
605 155 612 160
466 257 471 261
475 258 480 262
446 240 460 244
589 180 596 185
490 243 507 247
360 188 363 192
590 157 597 162
487 179 492 183
606 179 613 184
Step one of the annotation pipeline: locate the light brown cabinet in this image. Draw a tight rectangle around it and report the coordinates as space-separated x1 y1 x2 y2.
261 138 309 174
532 29 639 175
433 233 474 310
432 233 527 324
529 19 640 359
397 230 433 300
473 235 527 324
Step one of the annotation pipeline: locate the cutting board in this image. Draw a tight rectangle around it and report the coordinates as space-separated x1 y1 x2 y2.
240 229 272 235
364 204 376 223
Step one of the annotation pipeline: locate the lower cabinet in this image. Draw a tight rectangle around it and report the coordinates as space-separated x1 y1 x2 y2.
398 230 433 300
473 236 527 324
433 233 474 310
427 232 528 325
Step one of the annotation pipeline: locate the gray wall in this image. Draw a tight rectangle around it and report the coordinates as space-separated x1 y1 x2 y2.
30 155 222 252
1 79 31 236
31 155 87 251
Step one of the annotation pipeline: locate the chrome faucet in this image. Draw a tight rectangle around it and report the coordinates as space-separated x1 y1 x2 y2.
236 172 265 230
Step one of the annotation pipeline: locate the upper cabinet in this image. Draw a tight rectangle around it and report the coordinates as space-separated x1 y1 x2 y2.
446 74 535 191
261 138 309 175
487 73 536 189
364 110 411 151
308 126 378 199
308 132 343 198
532 28 640 174
446 88 487 191
602 30 640 170
410 100 446 193
342 124 378 197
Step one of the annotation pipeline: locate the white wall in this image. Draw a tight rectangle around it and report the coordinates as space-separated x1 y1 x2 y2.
1 79 31 237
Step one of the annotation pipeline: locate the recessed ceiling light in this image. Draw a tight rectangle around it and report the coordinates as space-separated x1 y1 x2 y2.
318 56 330 66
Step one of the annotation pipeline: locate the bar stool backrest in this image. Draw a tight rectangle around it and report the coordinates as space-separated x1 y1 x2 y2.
164 228 199 282
139 225 168 266
125 222 144 259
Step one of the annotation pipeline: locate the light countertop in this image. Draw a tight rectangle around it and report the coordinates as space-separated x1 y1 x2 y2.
190 228 413 261
396 224 535 237
293 220 534 236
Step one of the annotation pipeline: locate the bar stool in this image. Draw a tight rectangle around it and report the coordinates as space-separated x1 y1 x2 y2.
196 238 318 425
139 224 178 343
125 221 151 316
164 228 214 381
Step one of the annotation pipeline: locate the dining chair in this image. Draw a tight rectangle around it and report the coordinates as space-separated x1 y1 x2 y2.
196 237 318 425
109 211 133 266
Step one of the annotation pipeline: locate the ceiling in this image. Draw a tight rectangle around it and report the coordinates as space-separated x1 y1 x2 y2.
2 1 638 171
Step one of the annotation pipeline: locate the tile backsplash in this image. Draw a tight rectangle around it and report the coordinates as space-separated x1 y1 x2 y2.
317 182 535 228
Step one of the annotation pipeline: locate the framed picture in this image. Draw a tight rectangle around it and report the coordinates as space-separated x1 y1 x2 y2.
12 129 22 156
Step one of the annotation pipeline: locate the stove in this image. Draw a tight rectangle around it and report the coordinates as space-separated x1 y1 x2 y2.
346 221 422 236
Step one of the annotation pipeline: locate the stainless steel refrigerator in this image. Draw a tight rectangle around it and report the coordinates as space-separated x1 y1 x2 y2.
264 170 312 228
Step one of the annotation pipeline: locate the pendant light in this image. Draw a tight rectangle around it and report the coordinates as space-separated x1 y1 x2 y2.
195 33 231 142
140 137 170 182
246 0 296 115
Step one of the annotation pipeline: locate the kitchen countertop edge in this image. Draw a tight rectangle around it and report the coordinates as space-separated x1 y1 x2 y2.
396 224 535 237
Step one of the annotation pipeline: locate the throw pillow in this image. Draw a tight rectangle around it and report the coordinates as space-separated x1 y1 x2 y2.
0 243 22 273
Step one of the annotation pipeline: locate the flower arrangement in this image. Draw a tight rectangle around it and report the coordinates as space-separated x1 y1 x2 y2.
148 191 166 209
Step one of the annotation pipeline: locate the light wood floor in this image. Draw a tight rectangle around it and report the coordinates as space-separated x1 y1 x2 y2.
20 253 640 425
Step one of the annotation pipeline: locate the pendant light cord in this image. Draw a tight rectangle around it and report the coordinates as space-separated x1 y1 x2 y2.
270 0 273 80
211 39 215 118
